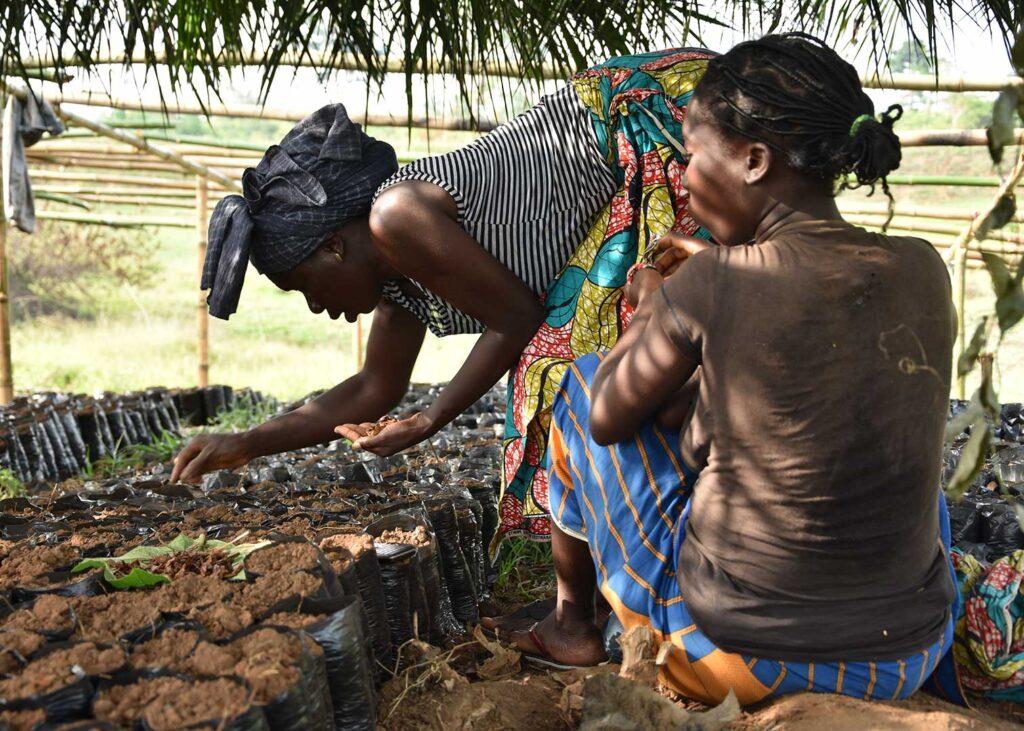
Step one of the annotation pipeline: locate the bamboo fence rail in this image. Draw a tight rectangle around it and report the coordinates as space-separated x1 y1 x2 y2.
18 52 1024 92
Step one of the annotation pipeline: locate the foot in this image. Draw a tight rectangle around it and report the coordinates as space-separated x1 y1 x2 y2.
481 595 612 635
481 597 556 634
508 610 607 667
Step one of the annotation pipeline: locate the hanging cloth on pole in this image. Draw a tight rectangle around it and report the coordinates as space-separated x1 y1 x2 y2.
2 91 65 233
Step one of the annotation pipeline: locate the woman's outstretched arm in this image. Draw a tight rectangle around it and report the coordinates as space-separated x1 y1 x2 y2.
172 300 426 482
336 181 544 456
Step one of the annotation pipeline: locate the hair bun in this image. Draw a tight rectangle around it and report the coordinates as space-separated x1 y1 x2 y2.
844 104 903 190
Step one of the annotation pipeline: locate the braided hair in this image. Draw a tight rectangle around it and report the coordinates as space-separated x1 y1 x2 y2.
691 33 902 213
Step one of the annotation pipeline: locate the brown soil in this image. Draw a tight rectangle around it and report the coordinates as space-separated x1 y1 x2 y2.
113 548 239 581
188 628 304 703
379 671 569 730
0 629 45 673
155 573 236 613
262 612 326 630
320 531 374 558
260 517 316 537
0 544 82 590
245 541 323 574
72 592 162 643
0 708 46 731
68 530 126 554
181 505 242 528
94 676 255 731
377 526 431 547
240 571 324 616
188 600 255 640
3 594 74 635
0 641 126 699
129 627 201 670
0 538 18 560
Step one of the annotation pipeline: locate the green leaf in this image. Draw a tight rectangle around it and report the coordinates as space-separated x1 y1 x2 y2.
975 194 1017 241
986 89 1020 165
982 253 1024 334
956 319 989 377
1012 26 1024 78
944 418 992 503
167 534 198 552
100 566 171 589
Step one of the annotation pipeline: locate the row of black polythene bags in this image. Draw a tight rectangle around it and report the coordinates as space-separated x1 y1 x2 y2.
946 400 1024 563
0 387 273 484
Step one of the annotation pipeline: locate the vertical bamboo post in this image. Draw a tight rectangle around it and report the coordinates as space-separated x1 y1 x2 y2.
354 315 364 371
952 244 968 399
0 205 12 405
196 175 209 387
0 100 13 405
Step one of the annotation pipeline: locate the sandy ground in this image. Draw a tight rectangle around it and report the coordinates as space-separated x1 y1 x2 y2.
379 647 1023 730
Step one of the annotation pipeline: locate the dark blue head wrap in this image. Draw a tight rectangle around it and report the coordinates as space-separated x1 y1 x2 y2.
202 104 398 320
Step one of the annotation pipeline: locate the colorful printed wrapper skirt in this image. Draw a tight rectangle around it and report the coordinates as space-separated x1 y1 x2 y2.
546 352 962 706
498 48 713 546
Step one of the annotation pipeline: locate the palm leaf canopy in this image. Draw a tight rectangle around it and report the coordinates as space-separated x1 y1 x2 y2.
2 0 1021 109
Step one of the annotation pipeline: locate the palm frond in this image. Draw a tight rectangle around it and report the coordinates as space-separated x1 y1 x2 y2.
2 0 1019 118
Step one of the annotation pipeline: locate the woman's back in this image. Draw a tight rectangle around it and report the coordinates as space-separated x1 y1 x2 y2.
658 218 957 661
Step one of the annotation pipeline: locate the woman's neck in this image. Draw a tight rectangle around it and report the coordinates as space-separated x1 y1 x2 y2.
753 188 843 243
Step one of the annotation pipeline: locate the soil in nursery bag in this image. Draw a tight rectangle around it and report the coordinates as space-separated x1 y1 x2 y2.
0 545 81 592
187 601 255 641
0 641 126 722
263 594 377 729
70 593 162 643
239 571 328 619
187 627 332 731
319 532 392 674
2 595 75 638
0 707 45 731
244 541 323 575
154 574 236 614
93 675 268 731
0 630 45 674
128 626 203 671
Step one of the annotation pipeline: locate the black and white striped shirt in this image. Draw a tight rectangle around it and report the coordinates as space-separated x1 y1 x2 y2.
373 85 616 336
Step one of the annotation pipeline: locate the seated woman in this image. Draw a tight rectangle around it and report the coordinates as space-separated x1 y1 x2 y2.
509 33 960 706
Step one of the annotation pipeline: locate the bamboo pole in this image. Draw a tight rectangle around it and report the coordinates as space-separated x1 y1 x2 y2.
29 159 241 175
29 170 227 189
196 176 210 388
898 128 1024 148
26 90 499 130
35 210 192 227
19 51 1024 92
845 215 1024 247
51 196 199 210
839 203 1024 225
860 72 1024 92
952 244 969 399
36 185 229 199
0 184 13 404
29 142 262 158
874 174 1002 187
354 315 364 371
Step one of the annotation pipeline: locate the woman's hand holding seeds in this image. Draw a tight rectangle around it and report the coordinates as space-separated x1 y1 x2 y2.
335 412 436 456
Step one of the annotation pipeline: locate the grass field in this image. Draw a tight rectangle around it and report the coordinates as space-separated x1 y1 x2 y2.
10 105 1024 404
